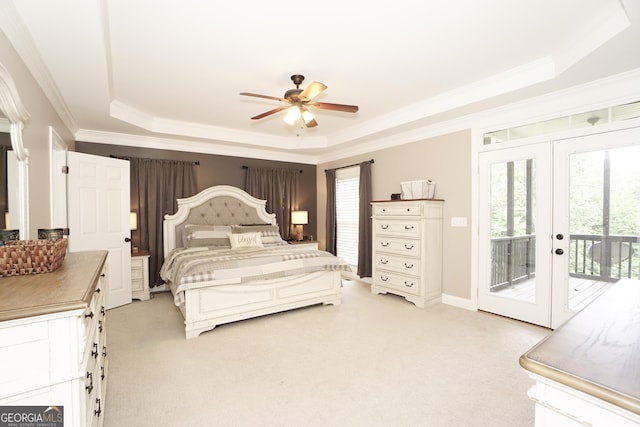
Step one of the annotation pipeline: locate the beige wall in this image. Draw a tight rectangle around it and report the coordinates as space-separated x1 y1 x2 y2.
317 130 473 300
1 30 75 238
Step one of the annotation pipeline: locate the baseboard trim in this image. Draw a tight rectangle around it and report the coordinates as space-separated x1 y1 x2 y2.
442 293 477 311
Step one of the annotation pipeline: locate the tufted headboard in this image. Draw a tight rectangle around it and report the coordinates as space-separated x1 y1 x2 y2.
163 185 276 257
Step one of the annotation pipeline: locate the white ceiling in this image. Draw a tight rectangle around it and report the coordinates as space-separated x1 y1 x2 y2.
2 0 640 163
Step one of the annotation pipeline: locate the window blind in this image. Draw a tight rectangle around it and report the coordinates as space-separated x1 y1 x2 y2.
336 167 359 266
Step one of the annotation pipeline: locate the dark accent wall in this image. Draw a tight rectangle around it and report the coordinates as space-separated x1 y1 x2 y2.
75 142 318 238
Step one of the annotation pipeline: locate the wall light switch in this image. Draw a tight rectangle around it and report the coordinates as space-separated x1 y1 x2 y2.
451 217 468 227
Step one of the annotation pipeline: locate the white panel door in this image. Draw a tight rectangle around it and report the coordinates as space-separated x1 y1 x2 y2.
67 152 132 309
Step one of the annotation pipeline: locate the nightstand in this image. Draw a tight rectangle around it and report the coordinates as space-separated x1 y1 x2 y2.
131 250 150 300
288 240 319 250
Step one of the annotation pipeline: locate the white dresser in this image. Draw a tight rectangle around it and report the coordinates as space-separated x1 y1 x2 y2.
0 251 109 427
371 199 443 308
131 251 150 301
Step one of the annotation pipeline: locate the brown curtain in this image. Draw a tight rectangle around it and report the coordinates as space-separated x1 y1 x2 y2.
357 161 373 277
325 168 337 255
0 147 7 229
244 167 299 240
129 158 198 287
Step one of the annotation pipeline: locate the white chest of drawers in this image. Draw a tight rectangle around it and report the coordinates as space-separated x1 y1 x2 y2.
371 199 443 308
0 251 109 427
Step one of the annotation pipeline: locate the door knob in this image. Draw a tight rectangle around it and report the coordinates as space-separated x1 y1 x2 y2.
556 234 564 240
124 237 131 243
555 248 564 255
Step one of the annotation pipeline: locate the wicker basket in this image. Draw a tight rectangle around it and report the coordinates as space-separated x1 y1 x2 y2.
0 239 68 277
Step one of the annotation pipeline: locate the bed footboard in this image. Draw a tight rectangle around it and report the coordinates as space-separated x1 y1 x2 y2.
172 270 342 338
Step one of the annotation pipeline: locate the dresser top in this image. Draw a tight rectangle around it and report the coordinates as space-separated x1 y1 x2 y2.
0 250 108 322
520 278 640 415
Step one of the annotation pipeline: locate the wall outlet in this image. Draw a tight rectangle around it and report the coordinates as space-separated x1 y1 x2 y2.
451 217 468 227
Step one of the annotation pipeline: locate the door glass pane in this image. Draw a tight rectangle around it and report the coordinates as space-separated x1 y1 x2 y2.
489 159 537 302
567 145 640 310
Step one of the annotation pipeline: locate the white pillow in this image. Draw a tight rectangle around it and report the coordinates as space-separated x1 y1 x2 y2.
228 232 264 249
185 224 232 247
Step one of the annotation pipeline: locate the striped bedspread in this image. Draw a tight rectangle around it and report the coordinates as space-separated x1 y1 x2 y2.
160 245 351 305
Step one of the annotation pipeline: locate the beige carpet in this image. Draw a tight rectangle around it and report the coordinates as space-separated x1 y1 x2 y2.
104 280 549 427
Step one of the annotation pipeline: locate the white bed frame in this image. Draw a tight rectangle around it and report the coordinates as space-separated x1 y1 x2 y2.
163 185 342 338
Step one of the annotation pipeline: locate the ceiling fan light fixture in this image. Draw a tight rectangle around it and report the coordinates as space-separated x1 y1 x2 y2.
301 109 315 124
283 106 301 125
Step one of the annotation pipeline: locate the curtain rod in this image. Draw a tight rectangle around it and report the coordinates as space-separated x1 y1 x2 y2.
242 165 303 173
324 158 374 173
110 154 199 165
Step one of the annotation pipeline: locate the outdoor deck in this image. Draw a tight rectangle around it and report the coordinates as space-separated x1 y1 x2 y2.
492 277 614 312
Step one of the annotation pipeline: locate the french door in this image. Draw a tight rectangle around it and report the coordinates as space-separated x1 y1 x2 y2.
479 126 640 328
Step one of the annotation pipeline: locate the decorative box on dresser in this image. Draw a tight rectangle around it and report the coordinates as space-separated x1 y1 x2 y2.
371 199 444 308
0 251 109 427
131 250 150 301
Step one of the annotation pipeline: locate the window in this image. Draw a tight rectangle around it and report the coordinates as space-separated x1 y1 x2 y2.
335 167 359 266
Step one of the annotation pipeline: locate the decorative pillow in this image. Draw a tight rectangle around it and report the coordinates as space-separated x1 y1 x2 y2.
228 232 264 249
232 224 286 245
184 225 232 247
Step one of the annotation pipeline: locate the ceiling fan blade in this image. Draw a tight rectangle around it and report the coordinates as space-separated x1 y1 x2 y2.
250 106 289 120
310 102 359 113
298 81 327 102
240 92 285 102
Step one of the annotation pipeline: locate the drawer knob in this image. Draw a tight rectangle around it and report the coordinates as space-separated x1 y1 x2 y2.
380 276 389 282
404 244 414 250
404 281 415 287
404 263 414 269
98 320 103 333
85 372 93 394
381 242 389 247
94 398 102 417
381 225 389 230
94 287 101 293
404 225 414 230
85 311 94 319
380 259 389 264
102 345 108 358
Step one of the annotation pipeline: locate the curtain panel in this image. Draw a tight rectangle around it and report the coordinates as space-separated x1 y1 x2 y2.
357 161 372 277
244 167 299 240
129 157 198 287
325 168 337 255
0 147 7 229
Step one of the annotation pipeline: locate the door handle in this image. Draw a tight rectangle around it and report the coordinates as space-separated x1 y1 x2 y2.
556 234 564 240
555 248 564 255
124 237 131 243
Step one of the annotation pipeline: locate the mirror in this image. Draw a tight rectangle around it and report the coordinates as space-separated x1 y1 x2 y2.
49 126 67 229
0 62 30 240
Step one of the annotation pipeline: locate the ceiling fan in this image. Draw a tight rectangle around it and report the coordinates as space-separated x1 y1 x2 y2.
240 74 359 128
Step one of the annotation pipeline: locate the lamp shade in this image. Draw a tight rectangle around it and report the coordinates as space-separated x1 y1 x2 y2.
291 210 308 225
130 212 138 230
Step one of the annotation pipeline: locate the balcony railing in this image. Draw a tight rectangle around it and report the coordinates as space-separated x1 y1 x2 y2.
490 235 535 291
490 234 640 290
569 234 640 282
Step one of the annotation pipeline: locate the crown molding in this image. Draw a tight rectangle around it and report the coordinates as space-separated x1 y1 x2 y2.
109 100 328 150
0 1 78 134
317 67 640 164
74 128 320 164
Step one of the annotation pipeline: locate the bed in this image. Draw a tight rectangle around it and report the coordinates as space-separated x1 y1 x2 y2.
161 185 349 338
